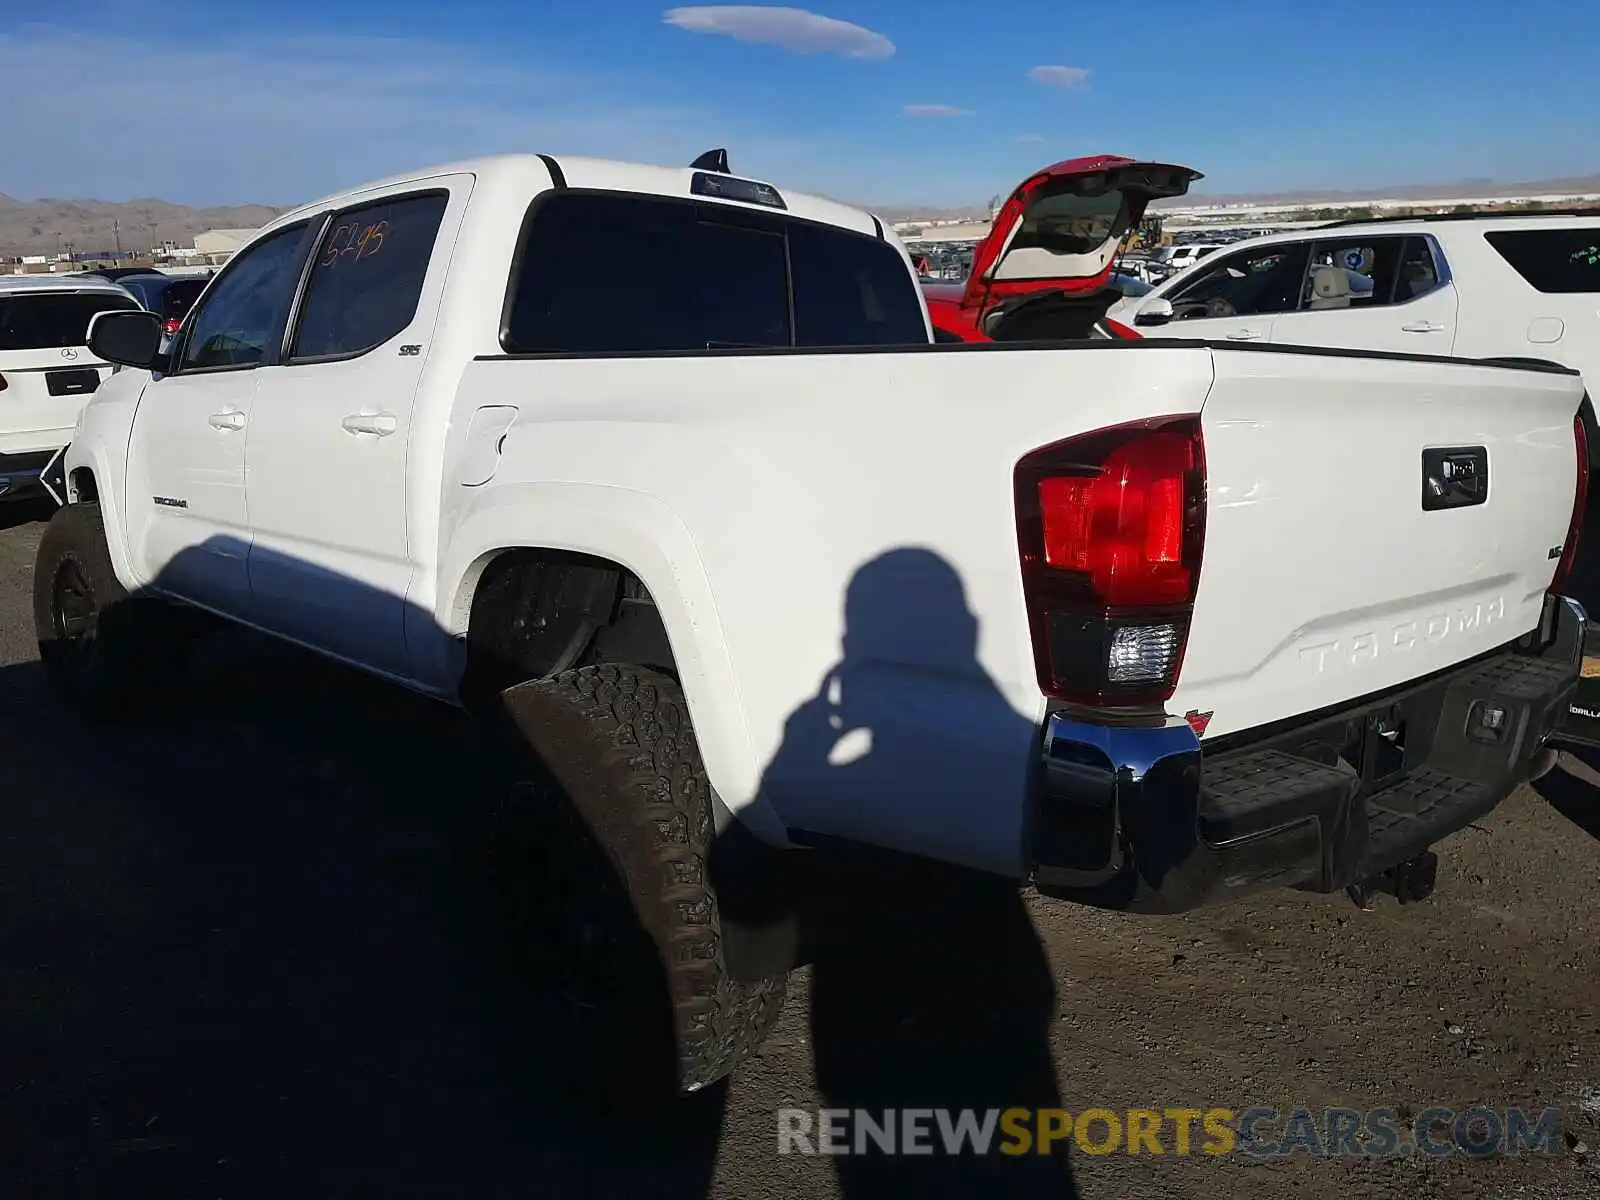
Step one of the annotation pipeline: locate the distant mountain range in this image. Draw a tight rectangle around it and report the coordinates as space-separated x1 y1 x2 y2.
5 170 1599 256
879 172 1600 224
0 194 286 257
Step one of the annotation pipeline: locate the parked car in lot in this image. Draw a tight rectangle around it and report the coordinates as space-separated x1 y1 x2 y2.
0 275 138 500
115 271 211 341
42 151 1587 1102
924 154 1203 342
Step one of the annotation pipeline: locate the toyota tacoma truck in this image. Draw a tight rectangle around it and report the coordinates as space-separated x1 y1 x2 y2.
36 150 1588 1100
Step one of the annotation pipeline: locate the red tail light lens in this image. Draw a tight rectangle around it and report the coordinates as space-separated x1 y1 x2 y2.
1016 416 1206 707
1100 317 1141 340
163 318 182 335
1553 411 1589 593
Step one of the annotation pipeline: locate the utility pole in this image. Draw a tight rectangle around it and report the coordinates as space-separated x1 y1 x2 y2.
113 218 122 255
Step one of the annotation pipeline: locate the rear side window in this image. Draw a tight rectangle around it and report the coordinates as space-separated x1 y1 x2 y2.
289 192 449 360
0 292 137 351
503 191 926 353
1485 228 1600 294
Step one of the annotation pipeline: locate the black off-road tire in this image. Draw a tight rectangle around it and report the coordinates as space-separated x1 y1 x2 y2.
477 664 786 1108
33 502 192 719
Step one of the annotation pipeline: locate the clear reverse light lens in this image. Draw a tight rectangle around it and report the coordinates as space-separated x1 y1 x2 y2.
1107 623 1181 684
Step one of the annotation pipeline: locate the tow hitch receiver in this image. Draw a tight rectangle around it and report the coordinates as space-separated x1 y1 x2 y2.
1346 850 1438 909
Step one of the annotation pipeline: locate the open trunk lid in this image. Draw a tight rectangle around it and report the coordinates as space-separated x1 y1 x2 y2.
1170 349 1585 741
963 156 1202 312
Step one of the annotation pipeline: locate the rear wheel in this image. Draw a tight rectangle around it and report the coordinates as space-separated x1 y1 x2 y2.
474 664 786 1109
33 502 192 718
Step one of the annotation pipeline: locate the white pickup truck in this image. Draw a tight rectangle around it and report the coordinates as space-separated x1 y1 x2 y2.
37 151 1589 1099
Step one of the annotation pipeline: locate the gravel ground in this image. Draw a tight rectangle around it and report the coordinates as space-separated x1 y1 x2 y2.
0 499 1596 1199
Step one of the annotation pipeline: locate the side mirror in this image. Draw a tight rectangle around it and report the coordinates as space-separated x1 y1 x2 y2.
1134 297 1174 327
87 309 163 369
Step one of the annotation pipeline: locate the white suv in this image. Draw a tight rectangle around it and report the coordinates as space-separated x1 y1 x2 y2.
1107 212 1600 398
0 275 139 499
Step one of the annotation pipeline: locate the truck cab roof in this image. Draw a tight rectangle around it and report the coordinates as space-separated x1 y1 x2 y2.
276 153 885 243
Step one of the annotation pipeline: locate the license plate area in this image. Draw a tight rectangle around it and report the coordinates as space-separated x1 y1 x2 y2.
45 368 100 397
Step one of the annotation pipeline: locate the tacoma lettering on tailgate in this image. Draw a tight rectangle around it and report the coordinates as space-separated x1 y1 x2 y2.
1298 597 1506 677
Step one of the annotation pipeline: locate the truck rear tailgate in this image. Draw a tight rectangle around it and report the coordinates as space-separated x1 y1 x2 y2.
1170 347 1585 741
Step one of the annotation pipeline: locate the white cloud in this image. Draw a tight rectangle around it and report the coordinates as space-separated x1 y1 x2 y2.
663 6 894 59
901 104 970 117
0 22 825 204
1027 65 1091 90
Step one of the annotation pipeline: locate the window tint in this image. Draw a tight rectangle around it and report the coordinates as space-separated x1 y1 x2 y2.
788 222 927 346
290 193 448 360
162 278 208 323
1394 236 1445 302
179 223 309 371
505 193 790 354
503 191 929 353
1485 228 1600 294
0 292 138 351
1169 242 1310 319
1300 236 1404 309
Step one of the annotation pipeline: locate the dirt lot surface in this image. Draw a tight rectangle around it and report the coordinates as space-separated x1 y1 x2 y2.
1 500 1596 1199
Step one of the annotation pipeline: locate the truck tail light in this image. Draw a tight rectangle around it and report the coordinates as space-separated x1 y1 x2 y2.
1099 317 1141 340
1015 415 1206 707
1553 410 1589 594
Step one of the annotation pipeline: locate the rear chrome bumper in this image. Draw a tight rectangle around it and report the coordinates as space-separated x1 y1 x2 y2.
1031 594 1585 913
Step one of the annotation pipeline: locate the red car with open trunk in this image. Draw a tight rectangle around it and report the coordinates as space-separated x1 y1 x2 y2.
922 155 1202 343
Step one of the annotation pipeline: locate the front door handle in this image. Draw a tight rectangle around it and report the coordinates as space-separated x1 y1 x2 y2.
1225 328 1263 341
341 412 398 437
207 408 246 431
1401 321 1445 333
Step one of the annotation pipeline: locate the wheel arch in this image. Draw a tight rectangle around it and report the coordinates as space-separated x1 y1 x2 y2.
435 483 786 843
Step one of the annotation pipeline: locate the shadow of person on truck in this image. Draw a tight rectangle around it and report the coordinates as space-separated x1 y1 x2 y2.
742 548 1079 1197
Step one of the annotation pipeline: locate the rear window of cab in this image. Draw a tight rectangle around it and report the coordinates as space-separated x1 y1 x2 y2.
501 190 929 354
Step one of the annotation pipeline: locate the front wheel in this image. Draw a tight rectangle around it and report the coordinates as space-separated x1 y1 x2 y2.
33 502 191 718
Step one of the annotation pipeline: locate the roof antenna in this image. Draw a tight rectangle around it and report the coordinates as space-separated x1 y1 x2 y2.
690 148 730 173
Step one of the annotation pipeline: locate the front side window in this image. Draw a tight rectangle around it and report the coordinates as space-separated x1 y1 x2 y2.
1485 227 1600 293
1169 242 1311 319
178 223 309 371
0 292 137 350
289 192 449 360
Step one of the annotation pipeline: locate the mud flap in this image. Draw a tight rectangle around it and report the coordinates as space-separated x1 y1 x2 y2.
39 446 67 507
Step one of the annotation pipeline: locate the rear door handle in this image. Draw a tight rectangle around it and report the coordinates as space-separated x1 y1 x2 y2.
207 409 246 431
1401 321 1445 333
1225 329 1263 341
341 412 398 437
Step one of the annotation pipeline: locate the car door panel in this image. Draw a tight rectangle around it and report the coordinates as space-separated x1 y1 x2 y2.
245 184 463 677
1269 235 1460 355
122 220 315 611
1138 241 1310 344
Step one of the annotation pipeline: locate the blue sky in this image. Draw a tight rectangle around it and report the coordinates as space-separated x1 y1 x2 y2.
2 0 1597 207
